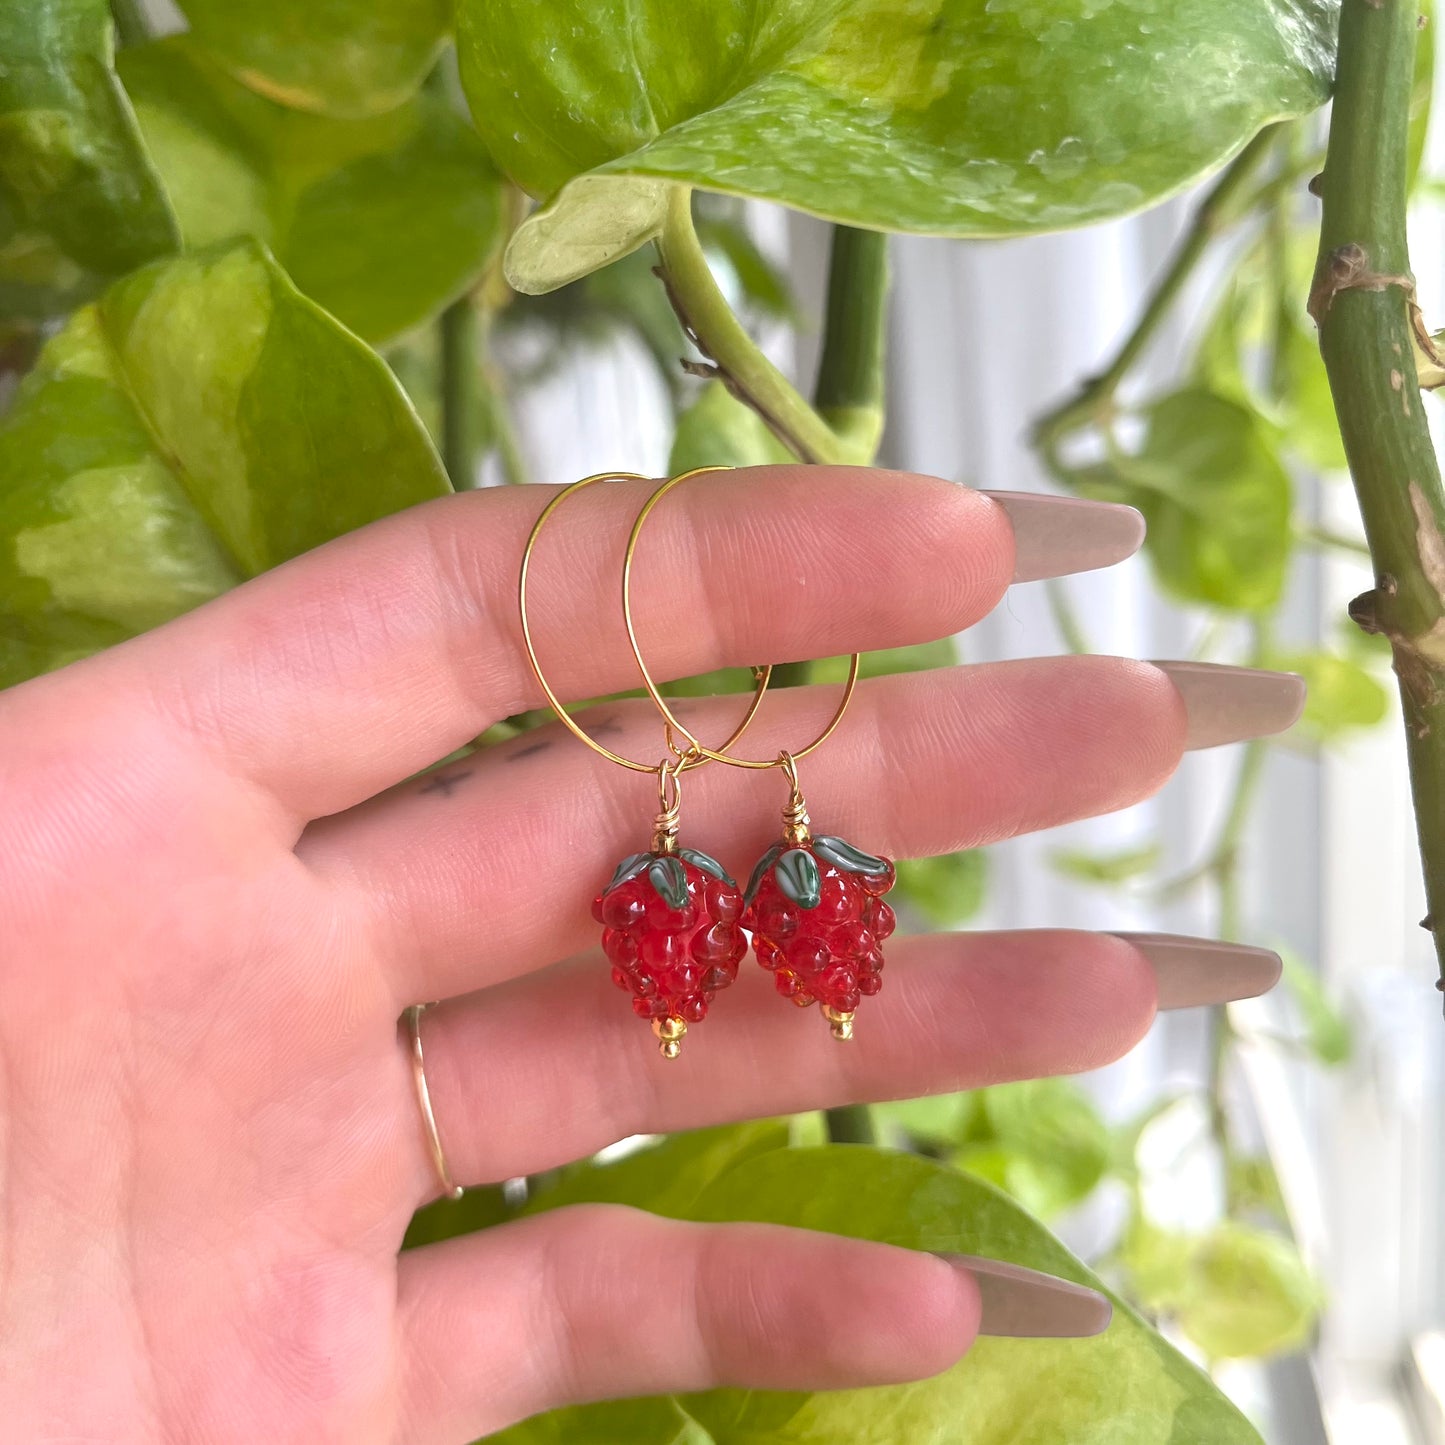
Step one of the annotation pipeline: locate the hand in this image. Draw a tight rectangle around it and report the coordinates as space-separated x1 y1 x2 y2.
0 467 1300 1443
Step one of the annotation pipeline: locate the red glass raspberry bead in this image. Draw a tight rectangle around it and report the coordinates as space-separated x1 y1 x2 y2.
594 847 742 1057
741 833 895 1037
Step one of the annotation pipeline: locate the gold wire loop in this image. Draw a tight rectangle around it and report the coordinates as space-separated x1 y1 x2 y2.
622 468 860 769
404 1004 463 1202
517 469 772 773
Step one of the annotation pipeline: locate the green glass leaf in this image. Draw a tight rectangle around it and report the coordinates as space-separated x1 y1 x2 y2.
456 0 1336 293
524 1122 790 1222
1124 1220 1321 1362
0 0 179 319
1267 649 1388 741
118 38 503 344
173 0 449 118
774 848 821 910
649 855 691 910
606 851 653 892
1078 388 1293 612
894 850 987 929
0 240 449 687
684 1148 1263 1443
678 847 738 888
812 834 890 877
743 842 782 905
670 380 794 473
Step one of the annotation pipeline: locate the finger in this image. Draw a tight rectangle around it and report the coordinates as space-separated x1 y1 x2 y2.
394 1203 982 1443
305 656 1189 1006
55 468 1040 820
407 929 1162 1192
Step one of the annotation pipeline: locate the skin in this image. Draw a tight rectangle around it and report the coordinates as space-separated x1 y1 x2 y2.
0 467 1185 1445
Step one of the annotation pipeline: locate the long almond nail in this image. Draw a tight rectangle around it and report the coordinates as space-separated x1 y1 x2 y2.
1111 933 1283 1010
984 491 1145 583
1150 660 1306 750
932 1254 1113 1338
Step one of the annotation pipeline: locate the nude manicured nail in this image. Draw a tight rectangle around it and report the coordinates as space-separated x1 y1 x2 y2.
1150 660 1307 750
1111 933 1283 1010
984 491 1146 583
932 1254 1113 1338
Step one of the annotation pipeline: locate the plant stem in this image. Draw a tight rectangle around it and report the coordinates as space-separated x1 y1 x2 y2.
824 1106 878 1145
440 295 483 489
656 189 849 464
1311 0 1445 1001
1045 579 1093 655
813 226 889 460
1033 126 1278 458
109 0 150 46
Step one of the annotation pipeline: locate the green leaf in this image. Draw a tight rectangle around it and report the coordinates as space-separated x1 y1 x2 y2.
774 848 822 910
811 637 959 685
1410 0 1435 194
669 380 794 473
1279 950 1353 1065
1267 649 1388 741
486 1396 714 1445
649 855 691 910
119 38 503 344
457 0 1336 293
683 1148 1264 1443
875 1091 976 1147
811 835 890 877
1123 1219 1321 1362
894 850 987 929
524 1122 790 1222
1081 388 1293 612
1227 1155 1288 1222
403 1184 515 1250
964 1078 1112 1220
173 0 449 118
1052 841 1163 886
0 240 449 686
678 847 737 887
0 0 179 319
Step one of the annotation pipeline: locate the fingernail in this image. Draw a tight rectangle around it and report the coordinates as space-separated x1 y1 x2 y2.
984 491 1146 583
932 1253 1113 1338
1150 660 1307 750
1111 933 1283 1010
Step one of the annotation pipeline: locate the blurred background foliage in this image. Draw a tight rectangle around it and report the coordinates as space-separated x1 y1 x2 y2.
0 0 1407 1439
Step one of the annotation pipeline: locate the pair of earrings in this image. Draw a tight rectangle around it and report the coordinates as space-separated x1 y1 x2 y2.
519 468 897 1059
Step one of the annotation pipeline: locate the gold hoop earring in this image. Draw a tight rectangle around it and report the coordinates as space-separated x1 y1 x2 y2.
621 467 897 1041
518 468 764 1059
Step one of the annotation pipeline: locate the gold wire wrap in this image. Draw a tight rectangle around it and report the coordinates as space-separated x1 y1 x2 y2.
621 468 860 769
517 468 772 774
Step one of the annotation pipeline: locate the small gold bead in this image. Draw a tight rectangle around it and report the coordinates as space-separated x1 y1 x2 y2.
659 1038 683 1060
822 1006 855 1041
652 1015 687 1041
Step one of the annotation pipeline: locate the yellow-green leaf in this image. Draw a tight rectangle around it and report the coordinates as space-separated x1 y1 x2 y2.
457 0 1336 292
174 0 448 118
119 38 502 344
0 0 179 318
0 241 449 687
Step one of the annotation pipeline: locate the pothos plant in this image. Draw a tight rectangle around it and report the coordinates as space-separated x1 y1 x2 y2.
0 0 1406 1440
